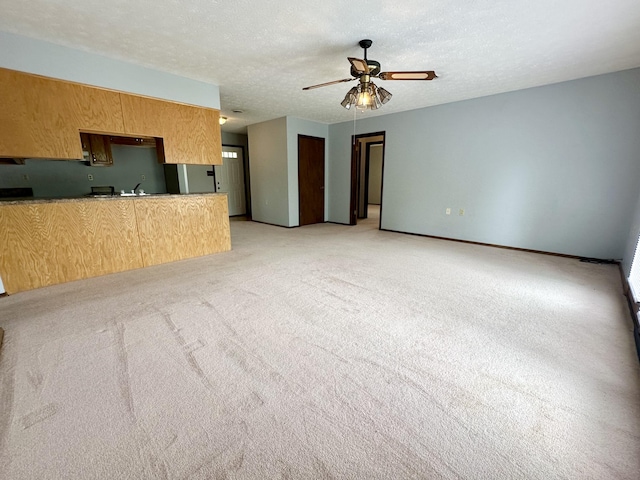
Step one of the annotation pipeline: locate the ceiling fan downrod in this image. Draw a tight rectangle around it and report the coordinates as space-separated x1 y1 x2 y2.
359 39 373 61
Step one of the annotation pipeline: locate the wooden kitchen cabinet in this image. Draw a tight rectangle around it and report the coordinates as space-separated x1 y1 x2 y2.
167 103 221 165
0 67 221 164
0 68 82 159
80 133 114 166
134 194 230 266
0 194 230 294
0 199 143 293
120 93 222 165
0 68 126 159
119 93 166 137
73 85 126 135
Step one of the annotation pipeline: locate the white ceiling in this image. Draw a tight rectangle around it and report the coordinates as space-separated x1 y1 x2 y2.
1 0 640 133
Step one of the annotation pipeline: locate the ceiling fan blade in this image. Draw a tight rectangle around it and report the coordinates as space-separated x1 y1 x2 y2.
348 57 370 75
302 78 355 91
378 71 438 81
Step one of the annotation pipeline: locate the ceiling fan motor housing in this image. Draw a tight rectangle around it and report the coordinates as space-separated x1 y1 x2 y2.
353 39 380 77
351 60 381 78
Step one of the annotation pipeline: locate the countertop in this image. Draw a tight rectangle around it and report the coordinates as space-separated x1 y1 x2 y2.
0 192 227 206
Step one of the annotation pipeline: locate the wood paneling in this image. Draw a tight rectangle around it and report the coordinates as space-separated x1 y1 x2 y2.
0 200 143 294
134 195 231 266
0 194 232 294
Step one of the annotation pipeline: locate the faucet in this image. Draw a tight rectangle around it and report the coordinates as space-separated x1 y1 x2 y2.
133 183 141 194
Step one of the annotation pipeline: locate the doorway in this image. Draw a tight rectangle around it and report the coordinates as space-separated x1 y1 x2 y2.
350 132 385 227
215 145 247 216
298 134 325 226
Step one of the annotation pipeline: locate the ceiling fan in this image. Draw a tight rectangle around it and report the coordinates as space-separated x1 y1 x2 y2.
302 39 437 111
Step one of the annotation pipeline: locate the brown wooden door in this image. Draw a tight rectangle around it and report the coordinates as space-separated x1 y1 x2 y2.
298 135 325 226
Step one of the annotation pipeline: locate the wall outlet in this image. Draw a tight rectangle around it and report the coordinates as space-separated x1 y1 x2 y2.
22 174 29 181
87 174 94 181
445 208 451 215
459 208 465 216
141 174 146 181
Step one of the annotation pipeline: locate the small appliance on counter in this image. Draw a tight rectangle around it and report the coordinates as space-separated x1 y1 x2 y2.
86 186 115 197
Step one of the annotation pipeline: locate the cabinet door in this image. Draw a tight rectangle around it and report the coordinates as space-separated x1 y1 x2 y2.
73 85 126 134
164 103 221 165
120 93 166 137
87 134 114 166
0 68 81 159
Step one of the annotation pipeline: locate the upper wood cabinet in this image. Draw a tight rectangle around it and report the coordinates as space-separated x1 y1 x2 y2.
74 85 126 135
0 67 222 165
120 93 221 165
0 68 83 159
80 133 114 166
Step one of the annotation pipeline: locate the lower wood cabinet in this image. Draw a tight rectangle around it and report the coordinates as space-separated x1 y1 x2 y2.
0 194 231 294
0 200 142 292
134 195 230 266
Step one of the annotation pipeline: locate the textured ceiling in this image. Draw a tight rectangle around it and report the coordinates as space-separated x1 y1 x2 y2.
1 0 640 133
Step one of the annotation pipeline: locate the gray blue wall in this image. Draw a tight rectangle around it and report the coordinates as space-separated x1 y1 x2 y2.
0 146 166 198
248 117 289 226
0 31 220 108
329 68 640 259
248 117 328 227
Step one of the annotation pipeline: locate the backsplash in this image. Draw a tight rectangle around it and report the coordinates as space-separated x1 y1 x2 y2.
0 145 167 198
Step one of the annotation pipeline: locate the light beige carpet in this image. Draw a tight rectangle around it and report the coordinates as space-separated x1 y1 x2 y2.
1 211 639 479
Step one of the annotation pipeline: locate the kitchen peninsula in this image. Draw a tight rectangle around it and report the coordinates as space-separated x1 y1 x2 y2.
0 193 231 294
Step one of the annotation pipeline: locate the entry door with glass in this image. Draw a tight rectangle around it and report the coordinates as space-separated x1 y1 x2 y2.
215 146 246 216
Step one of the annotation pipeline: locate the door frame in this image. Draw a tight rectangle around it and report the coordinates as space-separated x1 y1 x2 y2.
363 140 384 219
350 131 386 228
218 143 250 217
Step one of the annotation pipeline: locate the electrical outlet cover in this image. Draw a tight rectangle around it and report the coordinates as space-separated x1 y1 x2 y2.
459 208 465 216
445 208 451 215
87 174 94 181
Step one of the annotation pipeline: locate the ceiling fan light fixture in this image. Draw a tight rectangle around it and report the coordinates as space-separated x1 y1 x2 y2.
344 82 389 111
341 87 358 110
219 116 228 125
377 86 393 104
356 86 374 111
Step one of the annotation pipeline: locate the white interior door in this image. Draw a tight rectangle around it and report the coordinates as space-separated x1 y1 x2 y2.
215 146 246 216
